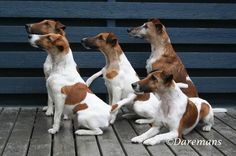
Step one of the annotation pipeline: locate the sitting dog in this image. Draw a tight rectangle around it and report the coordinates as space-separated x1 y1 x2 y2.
28 33 121 135
25 19 66 116
131 70 226 145
81 32 160 124
127 19 198 97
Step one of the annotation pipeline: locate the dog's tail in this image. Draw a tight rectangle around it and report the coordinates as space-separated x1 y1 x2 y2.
109 94 137 124
213 108 227 113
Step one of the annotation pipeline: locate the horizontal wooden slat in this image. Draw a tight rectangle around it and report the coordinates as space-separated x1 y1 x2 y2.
0 26 236 44
0 52 235 69
0 2 235 20
0 77 235 94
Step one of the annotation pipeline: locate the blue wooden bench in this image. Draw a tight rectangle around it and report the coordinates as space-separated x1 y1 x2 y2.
0 0 235 108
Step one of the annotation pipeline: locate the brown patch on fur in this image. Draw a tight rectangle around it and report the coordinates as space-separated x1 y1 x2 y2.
151 44 198 97
82 32 123 78
26 20 66 36
178 100 198 138
35 33 69 55
134 93 150 101
106 70 118 79
200 102 210 120
135 71 174 93
73 103 88 113
61 82 92 105
111 104 118 112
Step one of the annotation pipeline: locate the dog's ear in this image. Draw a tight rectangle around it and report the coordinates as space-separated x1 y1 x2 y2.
106 32 118 47
148 18 160 24
149 18 163 33
55 21 66 30
48 35 60 43
161 71 173 84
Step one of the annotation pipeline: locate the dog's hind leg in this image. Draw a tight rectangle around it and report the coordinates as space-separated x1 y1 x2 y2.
201 103 214 132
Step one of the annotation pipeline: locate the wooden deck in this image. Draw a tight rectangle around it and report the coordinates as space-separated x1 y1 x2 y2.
0 108 236 156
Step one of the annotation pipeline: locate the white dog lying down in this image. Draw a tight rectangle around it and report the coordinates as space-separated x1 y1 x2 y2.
28 33 127 135
130 70 227 145
82 32 188 124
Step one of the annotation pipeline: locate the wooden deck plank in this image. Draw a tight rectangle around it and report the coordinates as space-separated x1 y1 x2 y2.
196 127 236 155
130 119 199 156
226 108 236 119
1 108 36 156
184 130 223 156
128 121 175 156
0 108 19 155
97 126 125 156
214 113 236 130
213 116 236 145
113 115 150 156
53 120 76 156
27 109 52 156
74 120 101 156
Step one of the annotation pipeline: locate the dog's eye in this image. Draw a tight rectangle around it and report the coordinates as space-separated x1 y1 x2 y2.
98 35 104 40
143 24 148 29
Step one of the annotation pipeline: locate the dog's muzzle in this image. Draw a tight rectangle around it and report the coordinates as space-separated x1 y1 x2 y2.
132 82 144 94
81 38 91 50
28 34 39 48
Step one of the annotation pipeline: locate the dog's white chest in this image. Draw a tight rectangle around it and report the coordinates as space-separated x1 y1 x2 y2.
146 57 156 73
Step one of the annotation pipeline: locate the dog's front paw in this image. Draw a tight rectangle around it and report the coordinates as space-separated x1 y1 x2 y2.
63 114 69 120
48 128 58 134
131 136 145 144
45 109 53 116
202 125 212 132
42 106 48 111
143 138 160 146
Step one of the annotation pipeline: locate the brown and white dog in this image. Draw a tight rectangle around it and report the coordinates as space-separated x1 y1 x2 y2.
25 19 66 116
81 32 160 124
28 33 121 135
127 19 198 97
131 70 226 145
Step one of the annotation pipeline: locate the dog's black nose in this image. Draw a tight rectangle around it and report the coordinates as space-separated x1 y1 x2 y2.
81 38 87 43
28 35 32 39
127 28 132 33
25 24 31 32
25 24 29 29
131 82 138 89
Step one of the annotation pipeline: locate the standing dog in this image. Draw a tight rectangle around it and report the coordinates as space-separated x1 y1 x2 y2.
127 19 198 97
81 32 187 124
131 70 226 145
25 19 66 116
28 33 118 135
